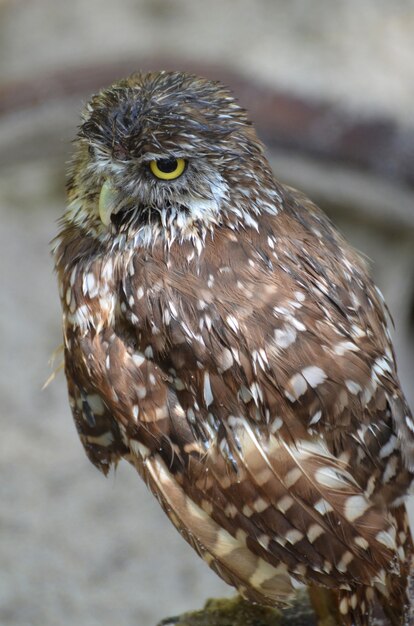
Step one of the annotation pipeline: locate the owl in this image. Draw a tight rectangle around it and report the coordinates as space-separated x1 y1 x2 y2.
55 71 414 626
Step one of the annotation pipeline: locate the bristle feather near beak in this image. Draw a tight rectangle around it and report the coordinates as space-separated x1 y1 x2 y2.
99 180 119 226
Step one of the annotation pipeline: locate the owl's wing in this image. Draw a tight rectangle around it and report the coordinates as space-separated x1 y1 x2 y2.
131 195 413 499
195 194 414 490
63 321 308 604
102 199 412 606
63 192 412 609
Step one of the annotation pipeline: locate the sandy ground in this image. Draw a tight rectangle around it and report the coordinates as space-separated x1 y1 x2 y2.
1 2 414 625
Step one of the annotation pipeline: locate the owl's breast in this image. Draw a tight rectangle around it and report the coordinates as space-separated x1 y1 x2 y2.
61 260 117 335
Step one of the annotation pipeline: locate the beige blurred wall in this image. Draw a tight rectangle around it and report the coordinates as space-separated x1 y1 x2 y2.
1 0 414 123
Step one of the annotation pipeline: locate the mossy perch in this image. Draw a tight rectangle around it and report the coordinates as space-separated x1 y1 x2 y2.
157 591 318 626
157 588 394 626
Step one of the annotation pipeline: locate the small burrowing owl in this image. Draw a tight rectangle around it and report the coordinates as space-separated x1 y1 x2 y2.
55 71 413 625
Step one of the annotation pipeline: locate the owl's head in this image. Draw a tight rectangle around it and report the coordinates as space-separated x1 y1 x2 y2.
65 71 280 248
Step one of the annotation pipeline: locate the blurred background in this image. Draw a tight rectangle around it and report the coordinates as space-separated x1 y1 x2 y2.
1 1 413 625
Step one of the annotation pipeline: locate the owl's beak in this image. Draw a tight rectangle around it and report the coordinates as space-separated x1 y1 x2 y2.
99 179 120 226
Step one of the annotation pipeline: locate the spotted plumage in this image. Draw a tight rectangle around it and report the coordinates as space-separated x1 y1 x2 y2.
55 71 413 625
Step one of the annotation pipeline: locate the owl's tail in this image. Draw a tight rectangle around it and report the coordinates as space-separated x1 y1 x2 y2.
310 505 413 626
378 504 414 626
338 504 413 626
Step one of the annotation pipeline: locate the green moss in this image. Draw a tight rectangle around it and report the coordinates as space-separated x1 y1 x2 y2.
158 591 317 626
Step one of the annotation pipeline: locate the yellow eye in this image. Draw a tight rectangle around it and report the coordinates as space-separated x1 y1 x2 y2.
149 157 187 180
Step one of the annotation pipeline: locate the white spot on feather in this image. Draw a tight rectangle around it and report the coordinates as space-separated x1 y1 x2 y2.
65 287 72 306
345 380 362 395
250 381 263 404
169 301 178 317
253 497 268 513
383 456 398 483
226 314 239 333
132 352 145 368
354 536 369 550
376 529 397 550
315 467 349 490
334 341 359 356
86 394 105 415
136 385 147 399
130 439 150 458
174 378 185 391
285 529 304 545
285 373 307 401
309 410 322 425
284 467 302 488
203 372 214 407
84 272 98 298
337 551 353 573
379 435 397 459
290 317 306 331
344 495 369 521
217 348 233 372
274 326 297 349
301 366 327 388
276 495 293 513
239 385 252 403
71 304 90 329
314 498 334 515
249 560 288 588
270 417 283 433
257 534 270 550
242 504 254 517
83 431 114 447
339 597 349 615
307 523 324 543
101 259 113 281
373 356 392 376
350 324 365 338
405 415 414 432
69 266 77 287
224 503 238 518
